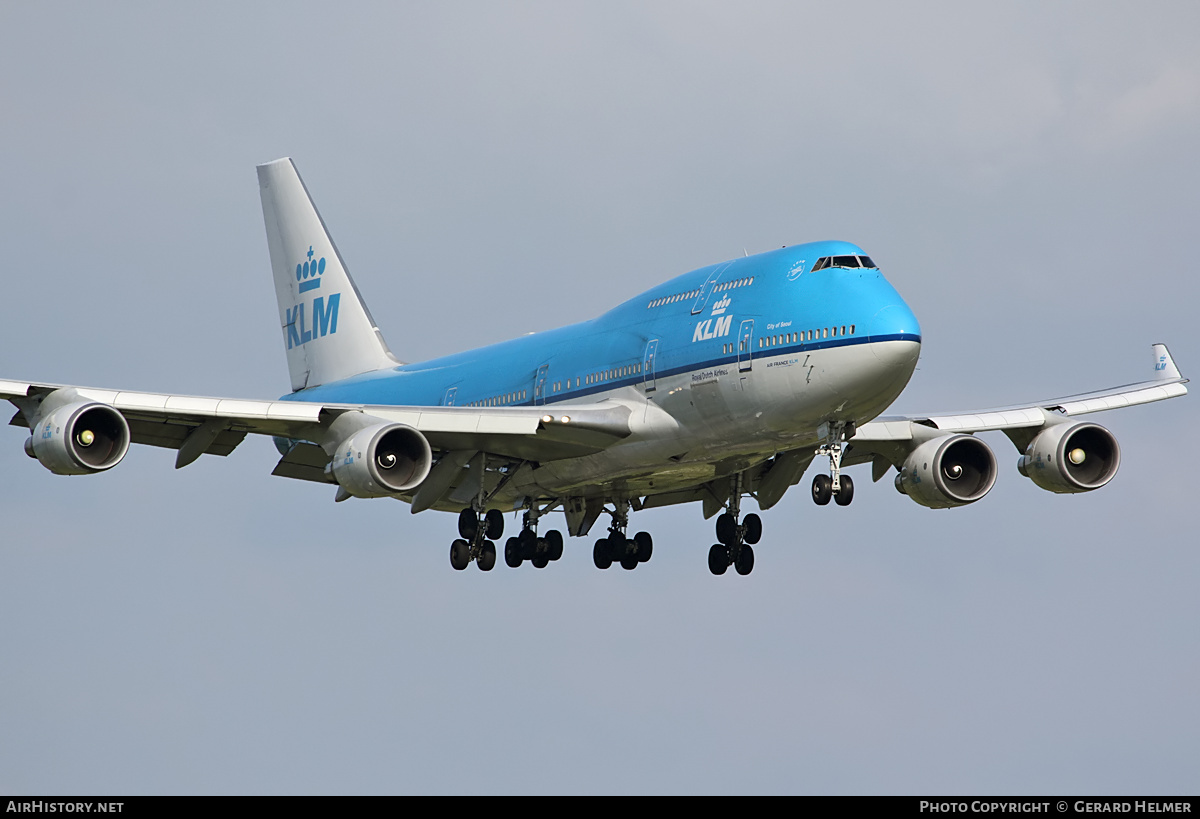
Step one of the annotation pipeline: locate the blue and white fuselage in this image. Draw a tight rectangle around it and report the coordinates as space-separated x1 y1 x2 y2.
285 240 922 506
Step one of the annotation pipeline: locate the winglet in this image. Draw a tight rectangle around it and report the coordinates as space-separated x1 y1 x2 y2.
1152 344 1184 382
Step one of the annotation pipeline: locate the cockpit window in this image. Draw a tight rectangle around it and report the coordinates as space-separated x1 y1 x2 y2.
811 254 876 271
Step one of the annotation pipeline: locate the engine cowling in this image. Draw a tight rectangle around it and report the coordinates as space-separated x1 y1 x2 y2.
25 401 131 475
1017 422 1120 493
895 434 997 509
329 423 433 498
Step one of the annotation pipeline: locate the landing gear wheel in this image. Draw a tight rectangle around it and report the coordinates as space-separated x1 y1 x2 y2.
545 530 564 561
715 513 737 546
708 543 730 575
634 531 653 563
834 475 854 506
504 537 522 568
457 508 478 540
620 554 638 570
812 474 832 506
477 541 496 571
743 513 762 545
518 528 537 559
485 509 505 539
593 538 613 570
450 538 470 571
532 548 550 569
735 544 755 575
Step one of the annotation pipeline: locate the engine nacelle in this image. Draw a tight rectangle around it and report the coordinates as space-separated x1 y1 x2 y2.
895 434 997 509
329 423 433 498
26 400 131 475
1017 422 1120 494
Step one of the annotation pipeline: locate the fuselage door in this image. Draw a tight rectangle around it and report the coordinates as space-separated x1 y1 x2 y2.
691 263 730 315
442 386 458 407
738 319 754 372
643 339 659 392
534 364 550 405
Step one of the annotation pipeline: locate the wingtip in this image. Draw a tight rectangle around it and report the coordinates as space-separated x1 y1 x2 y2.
1151 343 1183 381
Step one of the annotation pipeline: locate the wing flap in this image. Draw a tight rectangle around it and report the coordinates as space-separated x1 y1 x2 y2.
271 442 335 484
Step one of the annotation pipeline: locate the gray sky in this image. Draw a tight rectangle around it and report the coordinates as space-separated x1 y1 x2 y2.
1 1 1196 795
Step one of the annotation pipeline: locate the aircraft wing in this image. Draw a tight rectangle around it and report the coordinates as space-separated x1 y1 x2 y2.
849 344 1187 475
0 378 633 472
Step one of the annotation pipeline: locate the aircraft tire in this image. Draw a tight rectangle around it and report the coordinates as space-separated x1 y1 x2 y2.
715 513 737 546
735 544 755 576
478 540 496 571
532 552 550 569
485 509 505 539
708 543 729 575
812 474 833 505
620 554 638 570
450 538 471 570
504 537 522 568
634 531 653 562
518 528 537 559
545 530 564 561
834 475 854 506
593 538 613 570
743 514 762 545
457 508 478 540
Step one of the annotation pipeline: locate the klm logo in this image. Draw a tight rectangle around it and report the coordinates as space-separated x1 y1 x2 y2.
286 245 340 349
692 295 733 342
296 246 325 293
1156 355 1168 371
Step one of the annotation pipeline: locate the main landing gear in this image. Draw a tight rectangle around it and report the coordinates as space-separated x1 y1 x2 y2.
450 506 503 571
708 474 760 576
504 506 565 569
593 501 653 571
812 423 854 507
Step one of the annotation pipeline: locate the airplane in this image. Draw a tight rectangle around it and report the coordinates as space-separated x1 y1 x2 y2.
1 159 1188 576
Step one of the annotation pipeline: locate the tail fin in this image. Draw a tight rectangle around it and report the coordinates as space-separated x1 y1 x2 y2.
257 158 400 392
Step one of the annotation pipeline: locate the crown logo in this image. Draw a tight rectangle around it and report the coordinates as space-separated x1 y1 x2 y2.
296 246 326 293
711 294 732 316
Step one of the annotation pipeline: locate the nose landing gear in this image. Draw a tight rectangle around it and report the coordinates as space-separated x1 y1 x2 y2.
813 422 855 507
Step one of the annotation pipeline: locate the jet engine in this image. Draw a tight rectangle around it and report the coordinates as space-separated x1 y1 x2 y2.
25 400 131 475
329 422 433 498
1017 422 1120 493
895 434 997 508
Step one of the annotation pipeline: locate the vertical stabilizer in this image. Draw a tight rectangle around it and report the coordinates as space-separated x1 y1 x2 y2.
257 158 399 392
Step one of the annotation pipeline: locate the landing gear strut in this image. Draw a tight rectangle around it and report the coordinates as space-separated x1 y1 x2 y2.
708 473 760 576
593 500 653 571
813 422 855 507
504 502 565 569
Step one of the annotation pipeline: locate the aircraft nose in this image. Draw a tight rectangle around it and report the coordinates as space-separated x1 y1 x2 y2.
857 300 922 402
868 302 921 346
